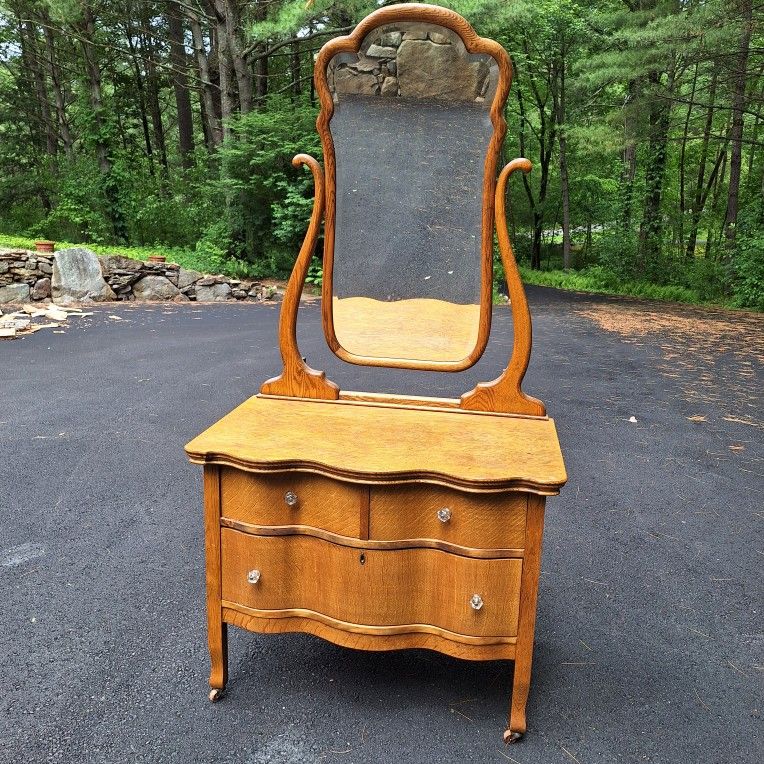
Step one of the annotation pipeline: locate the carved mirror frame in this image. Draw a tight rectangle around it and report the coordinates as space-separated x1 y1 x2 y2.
316 4 510 371
260 3 545 417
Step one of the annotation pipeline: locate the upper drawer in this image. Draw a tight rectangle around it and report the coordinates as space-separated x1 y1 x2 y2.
220 468 363 538
370 485 526 550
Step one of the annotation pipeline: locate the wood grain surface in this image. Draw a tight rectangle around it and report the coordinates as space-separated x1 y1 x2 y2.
186 395 567 493
220 529 523 637
219 518 525 560
259 153 339 400
203 466 227 691
369 485 527 549
222 605 518 661
461 158 546 416
508 494 546 738
220 468 363 538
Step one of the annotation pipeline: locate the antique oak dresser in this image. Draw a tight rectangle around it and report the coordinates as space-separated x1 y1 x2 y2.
185 3 567 743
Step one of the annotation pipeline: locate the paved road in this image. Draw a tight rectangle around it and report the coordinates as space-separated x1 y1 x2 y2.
1 289 761 764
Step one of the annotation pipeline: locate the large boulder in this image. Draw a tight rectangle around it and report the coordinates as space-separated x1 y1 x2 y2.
31 277 51 300
132 275 180 301
195 282 232 302
333 67 379 96
0 283 30 304
52 247 115 304
98 254 144 272
396 39 489 101
177 268 203 290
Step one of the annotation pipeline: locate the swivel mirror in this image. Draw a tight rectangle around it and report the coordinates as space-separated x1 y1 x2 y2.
322 20 500 367
322 20 501 368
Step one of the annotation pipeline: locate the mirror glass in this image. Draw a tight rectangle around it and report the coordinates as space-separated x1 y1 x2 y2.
326 21 499 364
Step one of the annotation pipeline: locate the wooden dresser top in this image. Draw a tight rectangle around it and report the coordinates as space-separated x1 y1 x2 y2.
185 395 567 494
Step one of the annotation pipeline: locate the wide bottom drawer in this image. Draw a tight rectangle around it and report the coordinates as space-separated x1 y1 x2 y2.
221 529 522 638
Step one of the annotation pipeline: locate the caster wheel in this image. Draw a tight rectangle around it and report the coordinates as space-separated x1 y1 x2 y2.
209 688 224 702
503 729 524 744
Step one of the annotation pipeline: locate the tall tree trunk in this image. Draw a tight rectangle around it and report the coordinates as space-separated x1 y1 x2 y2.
685 69 717 261
554 56 572 269
189 8 222 148
254 51 268 105
23 22 57 156
80 12 110 176
638 66 675 274
517 73 555 270
42 19 73 156
620 79 639 228
167 1 195 167
125 18 156 175
223 0 253 113
78 8 127 241
140 11 169 176
212 1 235 137
253 0 268 105
723 0 753 244
290 41 301 101
706 145 728 259
678 62 699 255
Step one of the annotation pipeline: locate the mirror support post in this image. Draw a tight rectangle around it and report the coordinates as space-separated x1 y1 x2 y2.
260 154 340 400
460 159 546 416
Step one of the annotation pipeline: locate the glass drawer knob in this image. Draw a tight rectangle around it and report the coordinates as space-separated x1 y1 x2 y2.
247 569 261 584
470 594 484 610
284 491 298 507
437 507 452 523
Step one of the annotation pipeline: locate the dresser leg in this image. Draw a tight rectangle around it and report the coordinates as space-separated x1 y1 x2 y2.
205 465 228 701
208 620 228 701
505 494 545 742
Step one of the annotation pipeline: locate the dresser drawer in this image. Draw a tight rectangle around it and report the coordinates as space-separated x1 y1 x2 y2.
220 468 363 538
221 529 522 637
369 486 526 550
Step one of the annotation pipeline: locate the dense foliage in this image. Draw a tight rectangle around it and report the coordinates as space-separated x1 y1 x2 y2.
0 0 761 307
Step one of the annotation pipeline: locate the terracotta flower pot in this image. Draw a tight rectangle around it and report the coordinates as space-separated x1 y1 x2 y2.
35 240 55 253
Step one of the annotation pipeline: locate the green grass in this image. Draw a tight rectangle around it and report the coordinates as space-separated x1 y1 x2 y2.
2 231 743 309
516 265 735 308
0 233 265 280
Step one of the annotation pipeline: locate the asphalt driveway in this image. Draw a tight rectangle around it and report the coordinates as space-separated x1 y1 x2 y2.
1 288 761 764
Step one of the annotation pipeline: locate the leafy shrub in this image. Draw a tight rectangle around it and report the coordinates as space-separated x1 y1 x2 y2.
305 256 323 286
215 98 321 267
733 219 764 310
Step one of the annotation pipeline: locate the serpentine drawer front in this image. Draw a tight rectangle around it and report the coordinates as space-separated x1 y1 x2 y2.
369 485 527 550
220 528 523 638
220 468 364 538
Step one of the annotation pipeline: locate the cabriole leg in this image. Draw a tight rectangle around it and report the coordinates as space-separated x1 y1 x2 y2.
204 465 227 701
505 494 545 742
208 621 228 702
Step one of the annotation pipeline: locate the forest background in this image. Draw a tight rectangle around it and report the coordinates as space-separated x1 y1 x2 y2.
0 0 762 309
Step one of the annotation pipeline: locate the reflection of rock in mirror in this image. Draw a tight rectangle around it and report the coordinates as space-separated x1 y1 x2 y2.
328 22 498 104
326 21 500 366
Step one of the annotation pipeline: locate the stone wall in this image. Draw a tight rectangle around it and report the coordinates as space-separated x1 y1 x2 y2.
0 247 278 305
329 23 496 103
